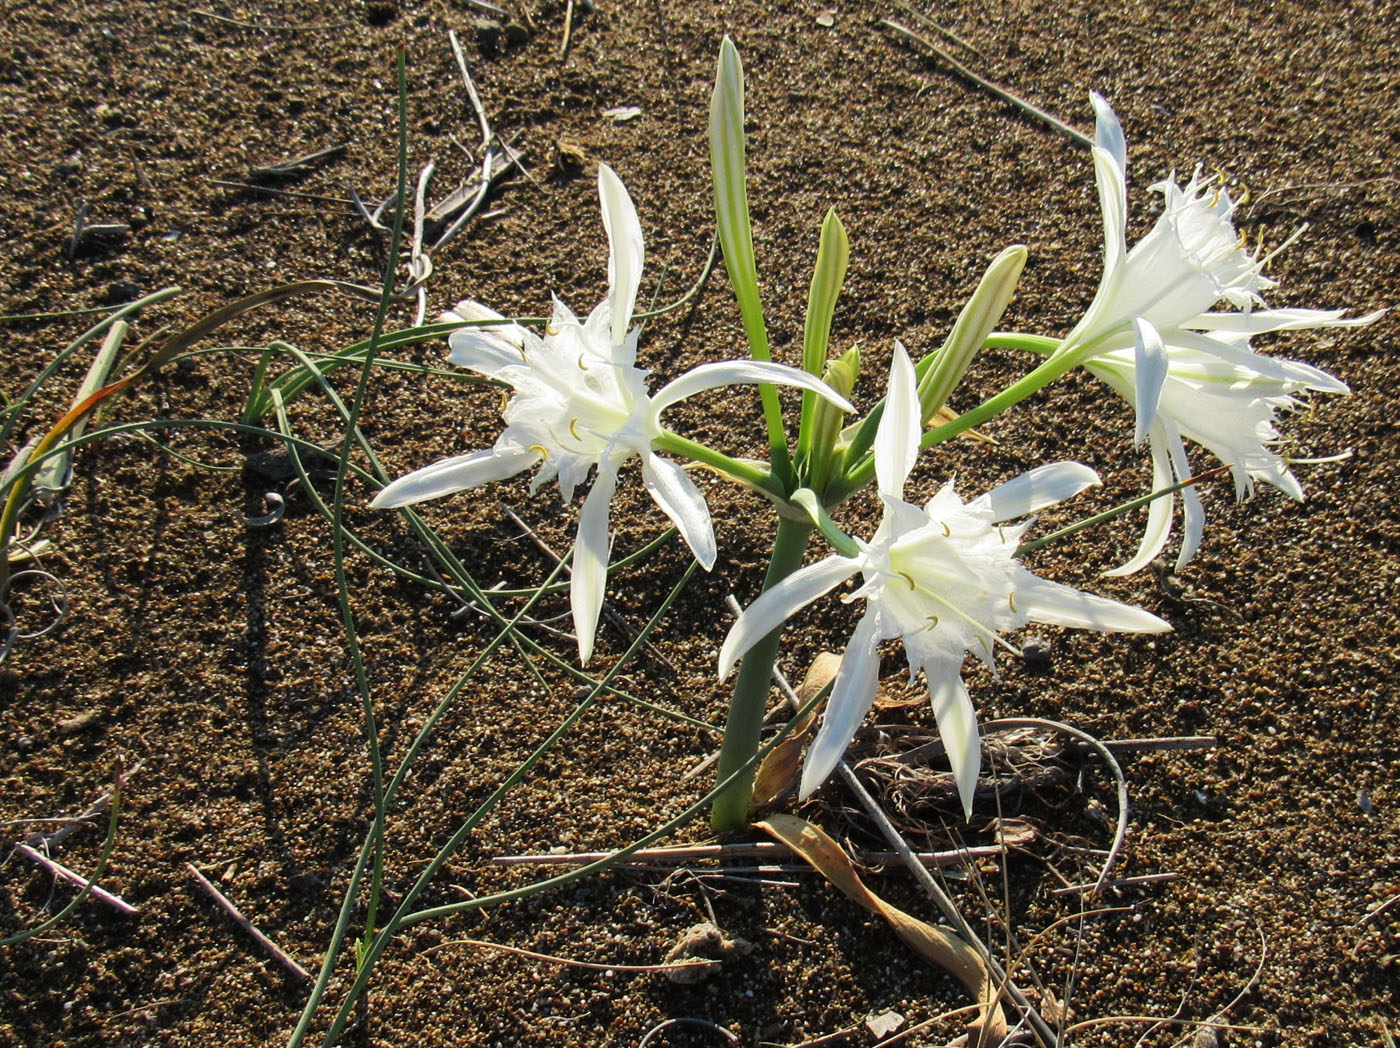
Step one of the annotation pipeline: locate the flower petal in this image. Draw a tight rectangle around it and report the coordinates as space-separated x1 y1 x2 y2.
1132 317 1169 444
570 465 618 665
441 299 529 349
976 461 1101 522
1013 572 1170 632
719 555 860 679
1187 306 1385 337
923 660 980 820
1089 93 1128 274
448 328 527 378
598 164 644 346
651 360 854 417
1168 328 1350 394
371 447 539 508
798 609 882 799
874 342 920 500
1162 418 1206 571
641 453 716 569
1103 425 1176 577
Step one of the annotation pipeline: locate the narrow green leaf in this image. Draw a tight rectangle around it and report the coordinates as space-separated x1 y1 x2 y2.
797 209 850 466
915 244 1027 424
710 36 793 486
710 36 767 360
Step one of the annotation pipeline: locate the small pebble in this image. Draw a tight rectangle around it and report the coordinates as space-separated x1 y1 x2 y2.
1022 634 1052 668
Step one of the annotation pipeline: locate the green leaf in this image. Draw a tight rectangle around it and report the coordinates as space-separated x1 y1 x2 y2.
710 36 793 487
797 209 850 467
710 36 768 362
915 244 1027 425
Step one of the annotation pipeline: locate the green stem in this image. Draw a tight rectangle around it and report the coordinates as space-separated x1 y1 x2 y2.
710 516 813 833
652 431 779 497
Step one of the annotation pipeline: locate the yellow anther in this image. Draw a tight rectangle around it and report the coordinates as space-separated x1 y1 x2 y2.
941 521 951 538
926 614 940 629
577 354 589 371
569 418 583 441
529 444 549 459
498 390 510 414
1009 592 1017 614
898 571 917 590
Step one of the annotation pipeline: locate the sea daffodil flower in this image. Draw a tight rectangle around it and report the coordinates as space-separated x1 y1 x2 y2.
1086 324 1355 575
372 165 854 663
1059 93 1381 571
719 344 1170 817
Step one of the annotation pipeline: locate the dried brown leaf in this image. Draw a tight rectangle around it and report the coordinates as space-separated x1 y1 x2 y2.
756 813 1007 1046
749 652 841 811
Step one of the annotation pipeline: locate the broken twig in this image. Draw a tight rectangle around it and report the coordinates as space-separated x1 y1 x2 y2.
15 844 138 916
186 863 310 981
881 19 1092 149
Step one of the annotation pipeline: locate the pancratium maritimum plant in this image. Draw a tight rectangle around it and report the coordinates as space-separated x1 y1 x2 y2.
371 39 1380 838
720 344 1169 816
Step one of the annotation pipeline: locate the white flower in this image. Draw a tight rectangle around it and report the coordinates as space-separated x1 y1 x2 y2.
1086 324 1352 575
373 165 853 664
719 344 1170 817
1062 93 1382 572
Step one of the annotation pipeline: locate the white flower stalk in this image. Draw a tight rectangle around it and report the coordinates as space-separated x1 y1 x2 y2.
719 344 1170 818
1061 93 1382 571
373 165 854 664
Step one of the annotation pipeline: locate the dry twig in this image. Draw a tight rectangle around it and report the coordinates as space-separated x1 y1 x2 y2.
185 863 310 981
881 19 1092 149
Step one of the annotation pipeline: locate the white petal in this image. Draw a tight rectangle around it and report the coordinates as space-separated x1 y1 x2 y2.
1014 573 1170 632
1187 306 1385 336
651 360 854 417
570 465 618 665
1104 425 1176 577
798 610 882 799
641 453 716 569
874 342 920 500
1168 329 1350 394
924 662 980 821
977 461 1101 522
447 328 526 378
1163 419 1205 571
371 447 538 508
598 164 644 345
1132 317 1169 445
718 555 859 679
1089 94 1128 275
440 299 529 349
1089 92 1127 174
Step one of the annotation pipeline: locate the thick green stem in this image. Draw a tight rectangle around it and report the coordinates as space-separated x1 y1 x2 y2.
710 516 813 833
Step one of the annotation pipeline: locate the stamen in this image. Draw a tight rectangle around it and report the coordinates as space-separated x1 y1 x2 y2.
941 521 951 538
898 571 917 590
1258 223 1308 271
498 390 510 414
1008 592 1017 614
569 418 583 441
578 354 589 371
529 444 549 459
